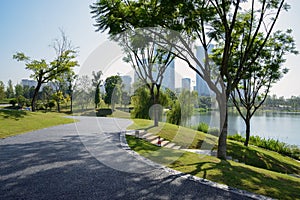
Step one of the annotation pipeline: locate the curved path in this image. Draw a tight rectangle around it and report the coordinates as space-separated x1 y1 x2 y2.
0 117 263 200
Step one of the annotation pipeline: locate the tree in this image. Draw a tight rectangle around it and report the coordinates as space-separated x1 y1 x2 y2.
6 80 14 98
104 75 122 110
92 70 103 109
228 30 298 146
15 84 24 97
74 75 93 110
0 81 5 100
13 30 78 111
91 2 176 126
41 85 54 111
167 90 198 126
91 0 291 159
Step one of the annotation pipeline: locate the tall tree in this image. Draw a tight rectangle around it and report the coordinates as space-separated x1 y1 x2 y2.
15 84 24 97
227 30 298 146
74 75 93 110
104 75 122 110
13 31 78 111
6 80 14 98
91 0 290 159
92 70 103 109
0 81 5 100
91 1 175 126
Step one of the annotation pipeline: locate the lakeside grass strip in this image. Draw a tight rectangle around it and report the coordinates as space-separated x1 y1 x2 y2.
127 135 300 200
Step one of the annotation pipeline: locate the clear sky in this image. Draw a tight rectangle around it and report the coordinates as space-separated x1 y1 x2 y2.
1 0 299 97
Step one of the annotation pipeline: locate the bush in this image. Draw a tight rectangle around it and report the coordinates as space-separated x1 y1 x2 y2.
9 99 17 106
96 108 113 117
228 134 300 160
197 122 209 133
208 127 220 136
228 134 245 143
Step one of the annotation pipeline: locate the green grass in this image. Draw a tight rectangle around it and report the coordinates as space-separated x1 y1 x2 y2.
127 119 300 174
127 135 300 200
0 109 75 138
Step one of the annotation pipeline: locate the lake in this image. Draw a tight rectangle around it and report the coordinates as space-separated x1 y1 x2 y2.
190 111 300 146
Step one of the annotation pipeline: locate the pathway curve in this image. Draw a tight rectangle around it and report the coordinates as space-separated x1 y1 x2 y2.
0 116 266 200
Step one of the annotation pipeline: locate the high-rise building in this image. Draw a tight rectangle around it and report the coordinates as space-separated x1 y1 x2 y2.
182 78 191 91
120 75 132 93
195 45 214 96
133 56 175 91
162 59 175 91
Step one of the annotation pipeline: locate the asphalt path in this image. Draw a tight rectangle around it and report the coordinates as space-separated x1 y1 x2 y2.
0 116 262 200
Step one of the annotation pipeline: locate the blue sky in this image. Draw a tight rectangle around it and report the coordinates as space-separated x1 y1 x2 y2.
0 0 299 97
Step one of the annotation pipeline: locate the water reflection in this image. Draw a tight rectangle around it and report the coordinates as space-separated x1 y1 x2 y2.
191 111 300 146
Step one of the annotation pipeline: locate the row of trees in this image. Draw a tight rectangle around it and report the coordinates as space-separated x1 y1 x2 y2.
90 0 297 159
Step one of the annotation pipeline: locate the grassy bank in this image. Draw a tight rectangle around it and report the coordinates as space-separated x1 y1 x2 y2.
127 135 300 199
0 109 75 138
128 119 300 174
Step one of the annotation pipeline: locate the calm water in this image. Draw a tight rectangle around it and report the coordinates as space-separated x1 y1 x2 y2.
190 111 300 146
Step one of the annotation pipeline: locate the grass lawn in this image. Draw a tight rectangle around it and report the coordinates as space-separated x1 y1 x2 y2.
127 135 300 200
0 109 75 138
127 119 300 175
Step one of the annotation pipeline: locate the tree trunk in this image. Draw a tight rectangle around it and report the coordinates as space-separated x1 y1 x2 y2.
154 85 161 127
217 106 228 160
244 115 251 147
57 101 61 112
217 93 229 160
70 94 73 113
31 82 42 112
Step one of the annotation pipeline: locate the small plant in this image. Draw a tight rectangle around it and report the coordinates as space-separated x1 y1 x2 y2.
228 134 300 160
208 127 220 136
197 122 209 133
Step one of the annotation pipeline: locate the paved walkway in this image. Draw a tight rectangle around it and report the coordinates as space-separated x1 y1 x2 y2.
0 117 263 200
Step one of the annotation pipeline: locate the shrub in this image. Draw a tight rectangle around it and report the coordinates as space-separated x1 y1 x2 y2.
229 134 300 160
197 122 209 133
208 127 220 136
96 108 113 117
228 134 245 143
9 99 17 107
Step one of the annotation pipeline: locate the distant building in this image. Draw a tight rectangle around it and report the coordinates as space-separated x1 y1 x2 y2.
133 54 175 92
21 79 37 88
195 45 214 96
182 78 191 91
120 75 132 93
162 59 175 91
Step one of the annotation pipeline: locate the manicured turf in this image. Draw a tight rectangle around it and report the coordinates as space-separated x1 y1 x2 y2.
127 119 300 175
0 109 75 138
127 135 300 200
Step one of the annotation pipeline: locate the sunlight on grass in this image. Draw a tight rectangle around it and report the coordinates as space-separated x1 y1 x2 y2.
127 135 300 200
0 110 75 138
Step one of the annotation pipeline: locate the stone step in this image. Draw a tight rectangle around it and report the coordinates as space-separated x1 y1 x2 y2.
172 146 181 150
164 143 176 148
161 140 169 146
140 132 152 138
146 135 159 141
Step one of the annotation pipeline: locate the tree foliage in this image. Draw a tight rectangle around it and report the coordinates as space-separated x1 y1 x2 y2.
223 29 298 146
90 0 292 159
13 30 78 111
92 70 103 109
104 75 122 110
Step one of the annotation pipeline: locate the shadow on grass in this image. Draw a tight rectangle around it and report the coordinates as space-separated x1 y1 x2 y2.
0 109 27 120
179 159 300 199
128 136 300 199
227 141 300 174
